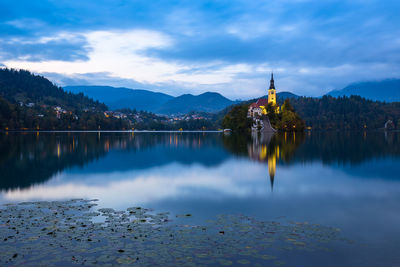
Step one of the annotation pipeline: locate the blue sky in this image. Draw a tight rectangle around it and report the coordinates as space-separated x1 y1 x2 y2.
1 0 399 99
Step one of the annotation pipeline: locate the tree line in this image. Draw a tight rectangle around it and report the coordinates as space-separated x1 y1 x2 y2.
1 68 398 131
221 99 305 132
289 95 400 130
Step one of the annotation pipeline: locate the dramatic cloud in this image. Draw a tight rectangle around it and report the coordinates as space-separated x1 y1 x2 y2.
1 0 399 98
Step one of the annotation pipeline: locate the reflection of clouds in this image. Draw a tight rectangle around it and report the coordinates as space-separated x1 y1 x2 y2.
2 160 267 208
273 163 400 198
3 160 400 209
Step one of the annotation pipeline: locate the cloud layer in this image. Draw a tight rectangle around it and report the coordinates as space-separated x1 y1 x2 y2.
1 0 399 98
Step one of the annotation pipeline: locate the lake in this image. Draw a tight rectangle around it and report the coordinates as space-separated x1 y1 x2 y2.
0 131 399 266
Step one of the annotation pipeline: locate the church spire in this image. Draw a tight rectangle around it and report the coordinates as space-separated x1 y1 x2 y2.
270 172 275 192
269 72 275 90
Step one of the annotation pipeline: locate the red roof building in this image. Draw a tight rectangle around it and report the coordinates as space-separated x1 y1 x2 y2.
255 98 268 107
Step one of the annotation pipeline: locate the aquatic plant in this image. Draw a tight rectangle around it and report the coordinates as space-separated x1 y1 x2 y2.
0 200 349 266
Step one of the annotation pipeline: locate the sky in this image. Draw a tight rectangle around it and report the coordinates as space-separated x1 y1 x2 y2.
0 0 399 99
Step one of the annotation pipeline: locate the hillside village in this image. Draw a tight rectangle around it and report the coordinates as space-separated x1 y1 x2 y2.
15 99 212 130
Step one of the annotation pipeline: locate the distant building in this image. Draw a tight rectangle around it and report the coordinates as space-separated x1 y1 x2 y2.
248 73 279 118
104 111 127 119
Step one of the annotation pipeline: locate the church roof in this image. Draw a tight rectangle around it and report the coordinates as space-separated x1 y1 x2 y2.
249 103 259 108
256 98 268 106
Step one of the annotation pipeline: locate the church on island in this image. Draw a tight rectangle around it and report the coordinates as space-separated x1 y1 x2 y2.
248 73 280 132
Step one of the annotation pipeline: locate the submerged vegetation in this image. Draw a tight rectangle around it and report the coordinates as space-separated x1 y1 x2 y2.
0 199 350 266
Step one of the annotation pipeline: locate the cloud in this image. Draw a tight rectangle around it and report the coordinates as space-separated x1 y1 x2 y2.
1 0 400 98
2 29 268 98
3 30 175 81
2 160 269 205
0 36 89 62
6 18 47 30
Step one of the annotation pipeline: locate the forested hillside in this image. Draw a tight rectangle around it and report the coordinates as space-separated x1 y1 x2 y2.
218 95 399 131
0 69 106 111
0 69 128 130
290 95 400 130
157 92 235 114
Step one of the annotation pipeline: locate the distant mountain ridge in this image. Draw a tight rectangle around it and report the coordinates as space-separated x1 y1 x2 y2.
326 79 400 102
65 85 236 114
277 92 300 100
65 78 400 116
65 86 173 111
157 92 236 114
249 92 299 104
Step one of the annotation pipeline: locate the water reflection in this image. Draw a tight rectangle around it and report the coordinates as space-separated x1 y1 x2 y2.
222 132 306 190
1 131 399 193
0 132 233 191
224 131 400 182
1 131 400 266
0 132 108 190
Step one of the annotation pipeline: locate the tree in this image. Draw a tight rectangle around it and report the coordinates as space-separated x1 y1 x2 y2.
221 104 252 132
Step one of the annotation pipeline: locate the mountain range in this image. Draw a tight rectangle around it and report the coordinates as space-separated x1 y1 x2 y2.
326 79 400 102
66 78 399 115
65 86 237 114
65 86 173 111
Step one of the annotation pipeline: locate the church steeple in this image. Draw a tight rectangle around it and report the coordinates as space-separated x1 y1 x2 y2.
269 72 275 90
268 72 276 106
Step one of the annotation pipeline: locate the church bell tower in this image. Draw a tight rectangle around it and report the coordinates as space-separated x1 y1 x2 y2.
268 73 276 106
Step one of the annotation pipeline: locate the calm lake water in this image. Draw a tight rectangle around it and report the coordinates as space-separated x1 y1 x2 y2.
1 131 400 266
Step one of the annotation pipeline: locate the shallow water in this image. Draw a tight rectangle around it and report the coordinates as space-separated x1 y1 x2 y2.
0 131 399 266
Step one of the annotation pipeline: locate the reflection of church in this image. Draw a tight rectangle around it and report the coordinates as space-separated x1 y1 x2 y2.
246 131 302 191
222 130 304 192
248 132 279 191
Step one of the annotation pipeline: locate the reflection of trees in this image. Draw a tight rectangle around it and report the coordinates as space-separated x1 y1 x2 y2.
223 131 400 166
3 131 398 192
80 132 231 172
222 131 400 189
220 133 251 157
0 132 119 190
0 132 229 191
293 131 400 165
129 132 225 151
